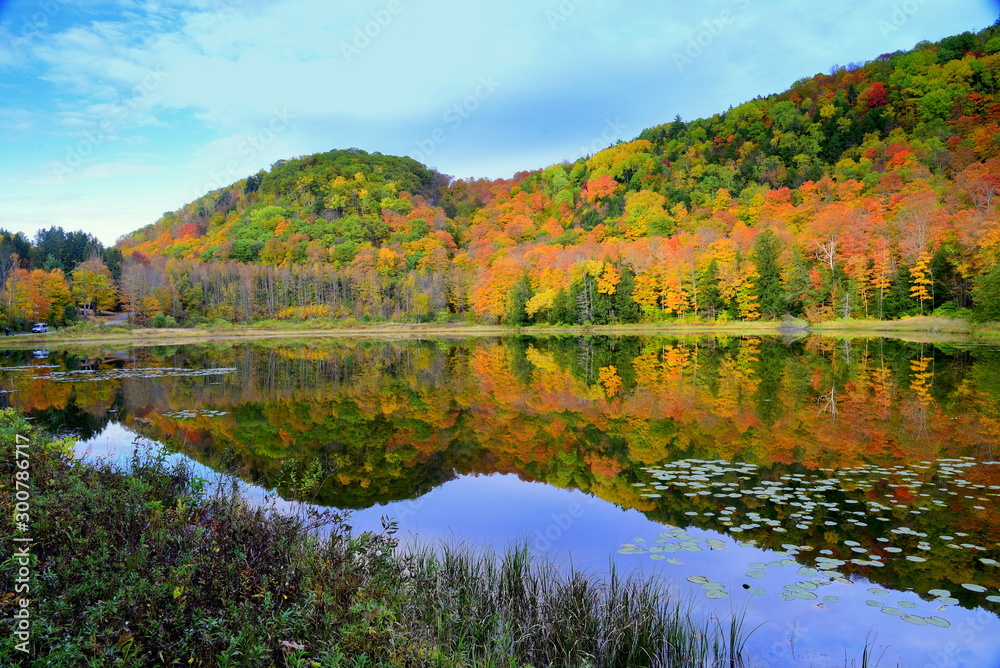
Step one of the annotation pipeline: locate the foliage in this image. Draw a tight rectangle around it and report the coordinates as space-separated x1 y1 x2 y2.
10 27 1000 326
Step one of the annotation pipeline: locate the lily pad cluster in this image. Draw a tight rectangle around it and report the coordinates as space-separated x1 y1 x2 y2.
162 408 229 420
623 457 1000 625
40 367 237 382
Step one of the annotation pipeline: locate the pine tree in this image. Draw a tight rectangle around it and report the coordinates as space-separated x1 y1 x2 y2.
973 263 1000 322
503 275 532 326
700 259 722 319
753 229 787 318
613 265 641 323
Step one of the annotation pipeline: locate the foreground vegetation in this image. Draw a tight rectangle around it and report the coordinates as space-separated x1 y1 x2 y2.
0 409 752 667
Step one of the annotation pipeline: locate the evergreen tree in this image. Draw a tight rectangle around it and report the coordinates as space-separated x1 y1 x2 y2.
973 263 1000 322
753 229 787 318
700 259 722 319
503 275 532 326
783 249 812 317
883 264 919 318
613 265 641 323
549 289 574 324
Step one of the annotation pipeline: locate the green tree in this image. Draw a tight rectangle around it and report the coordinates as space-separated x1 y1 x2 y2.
973 263 1000 322
503 275 532 326
752 229 787 318
613 265 641 323
700 260 722 319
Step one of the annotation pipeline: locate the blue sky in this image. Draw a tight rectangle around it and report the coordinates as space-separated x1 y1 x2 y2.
0 0 997 245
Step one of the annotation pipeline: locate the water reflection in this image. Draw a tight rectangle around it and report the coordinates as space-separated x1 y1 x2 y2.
3 335 1000 666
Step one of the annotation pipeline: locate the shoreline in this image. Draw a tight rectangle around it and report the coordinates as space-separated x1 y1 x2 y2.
2 315 996 348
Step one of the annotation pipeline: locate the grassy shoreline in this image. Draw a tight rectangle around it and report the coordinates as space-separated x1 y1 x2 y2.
4 315 998 349
0 409 752 667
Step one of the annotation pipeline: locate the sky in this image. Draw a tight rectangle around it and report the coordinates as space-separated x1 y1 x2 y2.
0 0 997 246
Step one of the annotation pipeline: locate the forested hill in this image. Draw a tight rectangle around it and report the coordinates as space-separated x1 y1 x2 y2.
104 24 1000 325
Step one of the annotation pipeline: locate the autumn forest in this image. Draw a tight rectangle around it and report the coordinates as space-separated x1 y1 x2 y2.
5 27 1000 329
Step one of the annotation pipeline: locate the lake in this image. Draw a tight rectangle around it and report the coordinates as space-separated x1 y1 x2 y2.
3 334 1000 667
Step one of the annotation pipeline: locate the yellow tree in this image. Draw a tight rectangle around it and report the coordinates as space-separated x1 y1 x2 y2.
40 269 73 324
617 190 672 240
869 238 893 320
71 259 118 315
909 252 933 314
4 269 33 322
596 263 620 295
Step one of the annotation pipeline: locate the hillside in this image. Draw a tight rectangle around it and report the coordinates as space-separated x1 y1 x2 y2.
61 26 1000 325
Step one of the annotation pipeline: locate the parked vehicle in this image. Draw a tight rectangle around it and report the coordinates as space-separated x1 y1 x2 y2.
31 323 47 333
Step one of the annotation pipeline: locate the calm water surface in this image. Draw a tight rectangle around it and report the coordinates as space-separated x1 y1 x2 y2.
3 335 1000 667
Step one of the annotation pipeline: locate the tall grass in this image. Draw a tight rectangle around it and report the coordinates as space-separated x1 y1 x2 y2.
396 543 749 667
1 408 749 666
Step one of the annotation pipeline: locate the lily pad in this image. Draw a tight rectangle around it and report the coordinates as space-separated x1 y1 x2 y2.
823 596 840 603
985 595 1000 603
790 589 818 600
880 607 904 616
928 589 951 597
705 589 729 599
901 614 928 625
867 588 888 596
686 576 710 584
865 600 883 607
649 554 666 561
745 571 766 579
898 601 918 609
618 546 648 555
924 616 951 628
962 583 987 593
747 587 765 597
